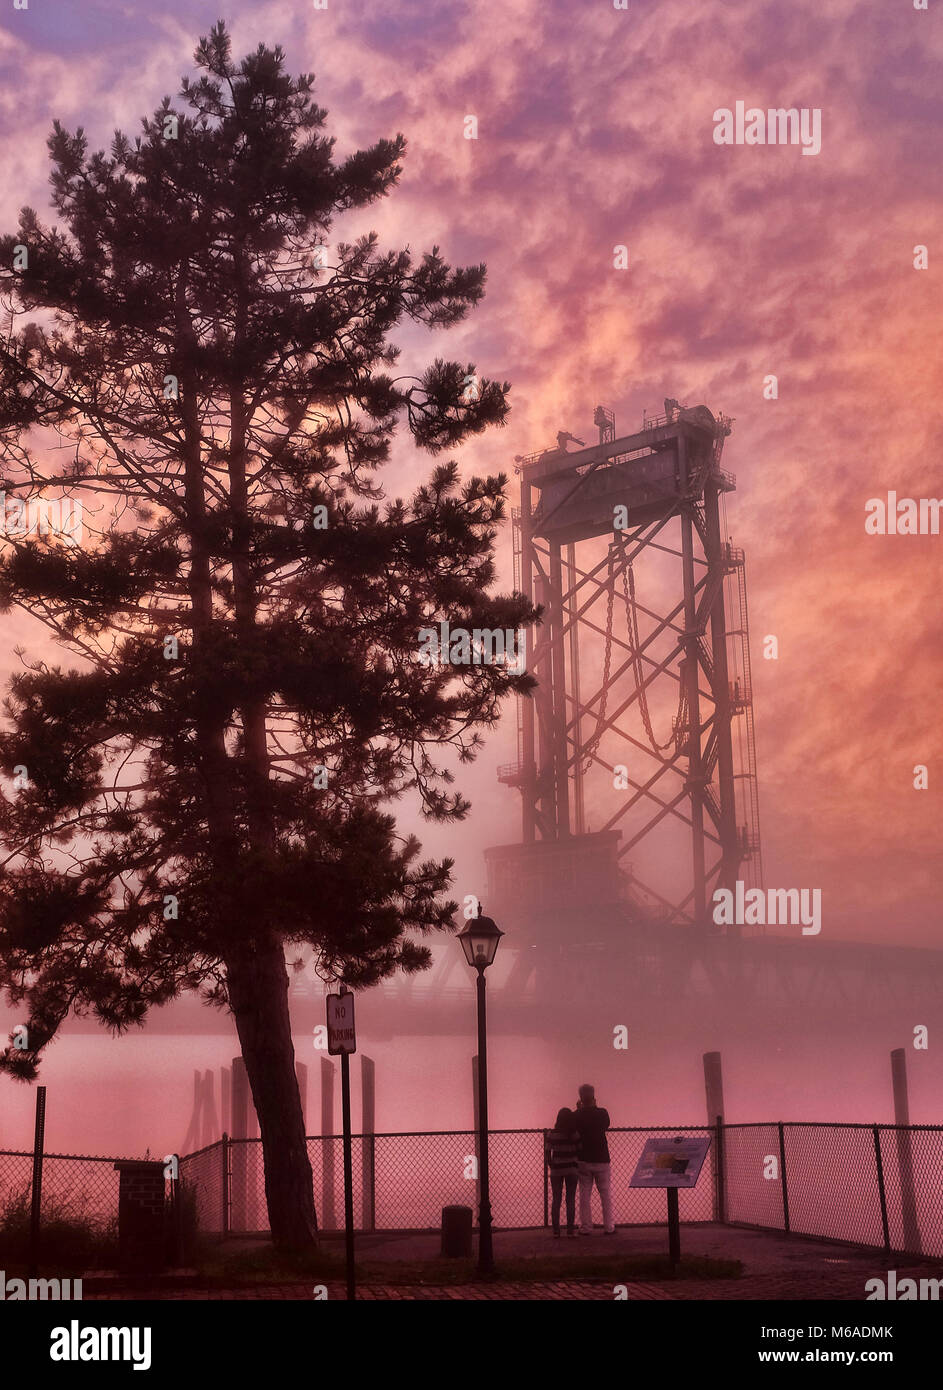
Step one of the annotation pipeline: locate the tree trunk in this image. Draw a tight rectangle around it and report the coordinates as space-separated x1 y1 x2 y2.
226 937 319 1250
176 255 317 1251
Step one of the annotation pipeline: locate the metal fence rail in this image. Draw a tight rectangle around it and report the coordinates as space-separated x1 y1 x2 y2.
722 1122 943 1259
178 1139 228 1240
0 1148 125 1233
6 1122 943 1255
182 1127 717 1237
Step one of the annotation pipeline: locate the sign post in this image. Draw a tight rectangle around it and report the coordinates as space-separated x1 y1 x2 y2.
28 1085 47 1280
327 987 357 1300
629 1133 712 1274
666 1186 681 1270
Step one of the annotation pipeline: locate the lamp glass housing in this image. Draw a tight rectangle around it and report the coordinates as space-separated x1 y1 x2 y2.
458 914 503 969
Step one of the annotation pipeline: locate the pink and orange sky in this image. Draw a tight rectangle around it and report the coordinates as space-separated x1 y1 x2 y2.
0 0 940 951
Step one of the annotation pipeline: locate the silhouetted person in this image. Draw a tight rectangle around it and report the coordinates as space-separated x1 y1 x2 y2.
575 1083 615 1235
545 1107 580 1237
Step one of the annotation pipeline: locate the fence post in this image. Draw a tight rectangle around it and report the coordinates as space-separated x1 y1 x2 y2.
28 1085 47 1279
246 1078 260 1234
361 1055 376 1233
703 1053 725 1221
173 1167 185 1265
777 1122 790 1234
230 1057 248 1232
221 1133 230 1238
891 1049 920 1254
542 1130 549 1228
872 1125 891 1255
471 1054 481 1222
714 1114 726 1225
320 1056 336 1229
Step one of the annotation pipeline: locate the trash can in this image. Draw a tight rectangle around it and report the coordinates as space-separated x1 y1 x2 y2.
441 1204 473 1257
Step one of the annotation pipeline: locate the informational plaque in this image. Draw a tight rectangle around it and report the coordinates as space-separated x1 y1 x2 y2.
629 1134 711 1188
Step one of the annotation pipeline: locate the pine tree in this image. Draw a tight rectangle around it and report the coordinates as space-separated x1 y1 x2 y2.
0 24 536 1249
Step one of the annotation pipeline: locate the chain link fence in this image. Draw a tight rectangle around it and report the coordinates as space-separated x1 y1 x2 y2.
189 1127 717 1235
880 1125 943 1258
0 1147 124 1266
6 1122 943 1255
178 1140 226 1238
723 1122 943 1259
0 1148 123 1230
722 1123 785 1230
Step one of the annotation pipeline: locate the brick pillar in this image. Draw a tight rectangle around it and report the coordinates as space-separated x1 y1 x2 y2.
113 1161 167 1274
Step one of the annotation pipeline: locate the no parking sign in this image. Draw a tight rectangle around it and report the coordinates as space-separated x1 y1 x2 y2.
326 990 356 1055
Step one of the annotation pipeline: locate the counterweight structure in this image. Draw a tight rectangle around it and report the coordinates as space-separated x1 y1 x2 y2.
489 402 762 948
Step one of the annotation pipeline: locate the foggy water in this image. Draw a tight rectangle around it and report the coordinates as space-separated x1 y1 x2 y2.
1 1008 938 1160
2 984 941 1263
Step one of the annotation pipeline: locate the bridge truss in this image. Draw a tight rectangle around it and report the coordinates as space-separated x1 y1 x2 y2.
497 400 762 931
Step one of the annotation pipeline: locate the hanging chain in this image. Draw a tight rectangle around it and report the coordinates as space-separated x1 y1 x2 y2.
581 537 689 770
581 544 616 772
623 560 684 753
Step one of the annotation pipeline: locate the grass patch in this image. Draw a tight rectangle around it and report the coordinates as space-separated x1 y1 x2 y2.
194 1243 742 1286
194 1241 347 1282
0 1188 118 1274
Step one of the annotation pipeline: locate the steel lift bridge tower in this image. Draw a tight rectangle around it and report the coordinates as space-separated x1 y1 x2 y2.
485 400 763 1001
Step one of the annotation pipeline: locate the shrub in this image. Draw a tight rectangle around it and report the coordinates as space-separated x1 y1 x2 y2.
0 1186 118 1272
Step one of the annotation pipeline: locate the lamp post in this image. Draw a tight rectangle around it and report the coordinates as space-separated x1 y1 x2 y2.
458 903 503 1277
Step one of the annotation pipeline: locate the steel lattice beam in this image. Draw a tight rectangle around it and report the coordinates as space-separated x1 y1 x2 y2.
506 403 761 932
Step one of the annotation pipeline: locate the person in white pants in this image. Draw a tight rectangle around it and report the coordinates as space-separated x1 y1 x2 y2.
574 1083 616 1234
578 1160 614 1234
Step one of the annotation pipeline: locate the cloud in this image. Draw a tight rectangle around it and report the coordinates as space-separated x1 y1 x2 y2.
0 0 940 944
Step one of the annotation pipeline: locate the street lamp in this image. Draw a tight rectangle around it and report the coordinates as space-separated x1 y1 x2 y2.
457 903 503 1276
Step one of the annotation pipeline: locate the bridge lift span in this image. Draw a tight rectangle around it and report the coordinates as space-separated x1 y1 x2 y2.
485 400 764 1002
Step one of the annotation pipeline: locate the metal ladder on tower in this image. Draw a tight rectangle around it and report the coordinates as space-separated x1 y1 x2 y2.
735 555 764 890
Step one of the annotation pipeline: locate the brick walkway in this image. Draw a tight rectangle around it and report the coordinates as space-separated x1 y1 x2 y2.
84 1280 669 1300
80 1225 943 1300
84 1267 940 1299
